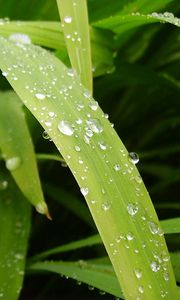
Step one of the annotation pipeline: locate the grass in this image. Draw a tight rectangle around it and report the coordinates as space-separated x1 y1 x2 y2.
0 0 179 299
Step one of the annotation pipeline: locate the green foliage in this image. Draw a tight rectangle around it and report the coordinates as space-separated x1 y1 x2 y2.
0 0 179 299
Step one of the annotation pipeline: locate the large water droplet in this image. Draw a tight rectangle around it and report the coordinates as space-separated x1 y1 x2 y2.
150 261 160 272
9 33 31 44
80 187 89 196
127 203 138 216
6 157 21 171
86 118 103 133
64 16 72 23
129 152 139 164
58 120 74 136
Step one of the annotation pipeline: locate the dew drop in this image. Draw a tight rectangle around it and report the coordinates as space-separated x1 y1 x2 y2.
75 145 81 152
163 271 169 281
134 268 142 279
101 201 111 211
86 118 103 133
126 232 134 241
135 175 143 184
129 152 139 164
58 120 74 136
98 142 107 150
42 131 50 140
0 180 8 190
138 285 144 294
35 93 46 100
127 203 138 216
89 100 98 111
150 261 160 272
148 221 160 235
91 199 96 204
64 16 72 23
80 187 89 196
6 157 21 171
114 164 121 171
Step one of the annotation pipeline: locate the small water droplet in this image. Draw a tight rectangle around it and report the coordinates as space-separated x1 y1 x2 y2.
42 131 50 140
86 118 103 133
35 93 46 100
75 145 81 152
91 199 96 204
129 152 139 164
138 285 144 294
58 120 74 136
64 16 72 23
98 142 107 150
80 187 89 196
150 261 160 272
148 221 160 235
89 100 98 111
114 164 121 171
126 232 134 241
163 271 169 281
127 203 138 216
101 201 111 211
134 268 142 279
6 157 21 171
135 175 143 184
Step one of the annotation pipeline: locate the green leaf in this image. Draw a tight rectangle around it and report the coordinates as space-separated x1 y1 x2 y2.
92 12 180 35
28 259 123 298
57 0 92 92
0 37 178 299
0 21 114 78
160 218 180 235
0 91 49 217
170 253 180 282
0 168 31 300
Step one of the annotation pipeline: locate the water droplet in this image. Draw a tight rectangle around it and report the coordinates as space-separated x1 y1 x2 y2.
42 131 50 140
129 152 139 164
67 69 75 77
64 16 72 23
80 187 89 196
6 157 21 171
86 118 103 133
138 285 144 294
150 261 160 272
2 71 8 77
126 232 134 241
163 271 169 281
48 111 55 117
114 164 121 171
89 100 98 111
134 268 142 279
101 201 111 211
135 175 143 184
58 120 74 136
0 180 8 190
127 203 138 216
9 33 31 44
75 145 81 152
35 93 46 100
98 142 107 150
91 199 96 204
148 221 161 235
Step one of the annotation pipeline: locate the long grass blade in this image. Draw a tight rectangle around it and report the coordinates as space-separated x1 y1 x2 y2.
0 37 178 299
0 169 31 300
0 91 49 217
57 0 92 92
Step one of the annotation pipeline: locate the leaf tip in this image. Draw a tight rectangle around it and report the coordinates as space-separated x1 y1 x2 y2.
35 202 52 220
